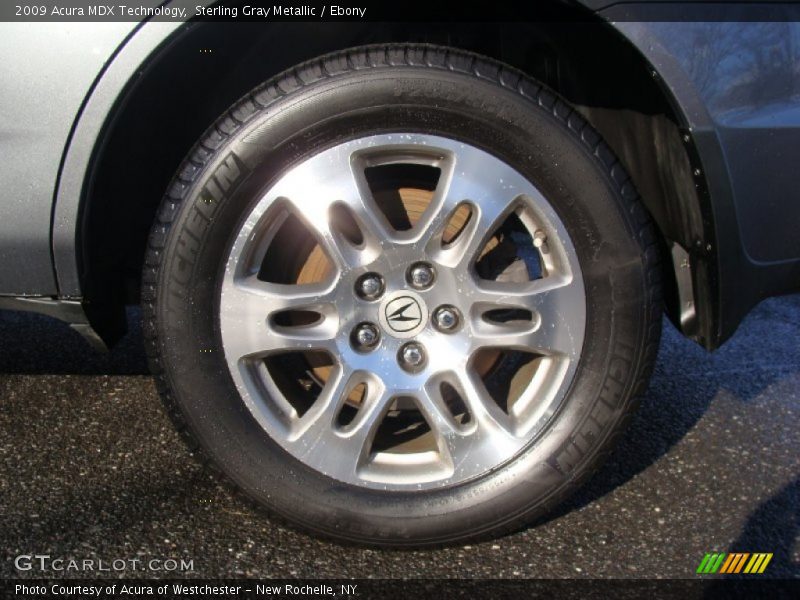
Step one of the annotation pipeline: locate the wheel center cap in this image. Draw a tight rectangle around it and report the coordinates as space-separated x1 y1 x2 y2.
378 291 428 339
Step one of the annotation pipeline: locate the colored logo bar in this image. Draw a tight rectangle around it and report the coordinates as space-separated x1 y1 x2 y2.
696 552 773 574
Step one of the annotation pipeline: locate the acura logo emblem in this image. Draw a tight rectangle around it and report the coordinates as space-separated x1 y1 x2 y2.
375 289 431 339
384 296 423 332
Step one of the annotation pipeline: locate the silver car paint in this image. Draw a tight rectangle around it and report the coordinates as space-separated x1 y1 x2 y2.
0 22 135 295
52 20 183 297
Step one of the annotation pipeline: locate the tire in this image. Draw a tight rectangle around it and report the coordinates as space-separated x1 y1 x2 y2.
142 44 662 546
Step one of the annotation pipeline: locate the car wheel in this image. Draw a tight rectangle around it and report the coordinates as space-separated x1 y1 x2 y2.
142 44 662 545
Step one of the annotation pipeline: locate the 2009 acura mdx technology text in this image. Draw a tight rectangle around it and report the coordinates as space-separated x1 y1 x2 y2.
1 1 798 545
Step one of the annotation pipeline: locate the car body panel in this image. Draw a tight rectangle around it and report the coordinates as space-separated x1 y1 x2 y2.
51 20 182 297
612 19 800 265
0 22 135 296
608 15 800 343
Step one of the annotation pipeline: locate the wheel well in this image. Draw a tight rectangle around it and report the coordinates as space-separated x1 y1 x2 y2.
82 17 702 344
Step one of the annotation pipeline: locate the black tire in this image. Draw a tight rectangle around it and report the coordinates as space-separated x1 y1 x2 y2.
142 44 662 546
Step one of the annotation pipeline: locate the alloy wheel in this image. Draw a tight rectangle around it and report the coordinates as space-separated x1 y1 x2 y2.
219 133 586 489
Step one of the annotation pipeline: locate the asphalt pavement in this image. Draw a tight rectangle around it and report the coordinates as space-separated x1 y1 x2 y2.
1 296 798 579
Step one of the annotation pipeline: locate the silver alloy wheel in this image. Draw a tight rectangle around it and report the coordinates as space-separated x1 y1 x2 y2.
219 134 586 490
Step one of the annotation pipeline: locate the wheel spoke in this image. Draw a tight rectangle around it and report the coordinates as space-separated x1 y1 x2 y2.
471 276 583 357
450 368 519 447
417 382 462 441
427 174 520 269
415 381 508 472
289 364 357 441
407 154 458 248
296 380 391 480
267 150 383 269
220 276 338 361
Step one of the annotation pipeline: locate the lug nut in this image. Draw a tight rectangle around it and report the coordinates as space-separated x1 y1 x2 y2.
352 323 380 350
399 342 426 371
408 263 435 289
355 273 384 300
433 305 460 332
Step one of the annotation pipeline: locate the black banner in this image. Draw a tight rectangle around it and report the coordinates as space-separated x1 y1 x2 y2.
3 578 800 600
4 0 800 23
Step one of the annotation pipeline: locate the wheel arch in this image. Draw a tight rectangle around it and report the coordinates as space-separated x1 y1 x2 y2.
55 14 722 348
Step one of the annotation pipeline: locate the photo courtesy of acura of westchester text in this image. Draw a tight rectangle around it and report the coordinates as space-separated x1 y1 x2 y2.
1 0 798 594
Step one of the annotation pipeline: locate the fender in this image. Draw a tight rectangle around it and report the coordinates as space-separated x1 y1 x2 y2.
52 19 184 297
